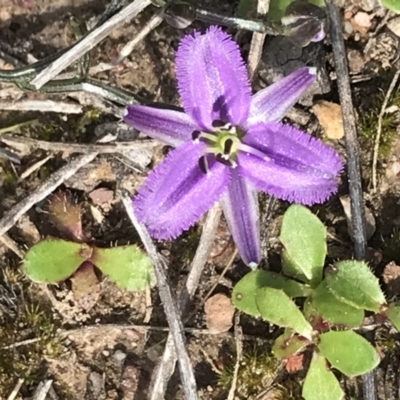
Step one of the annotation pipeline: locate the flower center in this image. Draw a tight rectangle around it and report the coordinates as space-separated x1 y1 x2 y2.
193 120 243 172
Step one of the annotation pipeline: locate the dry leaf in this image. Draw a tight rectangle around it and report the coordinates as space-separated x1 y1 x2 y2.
204 293 235 334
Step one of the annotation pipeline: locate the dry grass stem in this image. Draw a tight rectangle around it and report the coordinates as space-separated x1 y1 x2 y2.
30 0 152 89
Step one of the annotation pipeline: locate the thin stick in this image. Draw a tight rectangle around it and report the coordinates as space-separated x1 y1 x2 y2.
30 0 152 89
247 0 270 81
1 134 157 154
7 378 24 400
19 155 52 181
0 100 82 114
91 11 164 75
371 69 400 192
0 153 97 238
0 234 25 259
121 192 198 400
228 313 243 400
325 1 375 400
32 380 53 400
149 204 222 400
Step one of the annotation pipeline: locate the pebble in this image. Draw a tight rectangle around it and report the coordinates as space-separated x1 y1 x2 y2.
351 12 372 35
113 350 127 363
312 100 344 140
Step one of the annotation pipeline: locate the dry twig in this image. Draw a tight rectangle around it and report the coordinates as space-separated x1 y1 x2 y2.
121 191 198 400
32 380 53 400
30 0 152 89
325 0 375 399
228 313 243 400
91 11 164 75
0 153 97 238
0 99 82 114
371 69 400 192
149 204 222 400
6 378 24 400
247 0 270 81
1 134 157 154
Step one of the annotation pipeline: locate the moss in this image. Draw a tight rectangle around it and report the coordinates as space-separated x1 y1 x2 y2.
218 345 297 398
358 90 400 159
0 263 62 397
33 123 57 141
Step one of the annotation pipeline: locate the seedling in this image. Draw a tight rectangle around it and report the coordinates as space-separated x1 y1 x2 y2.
232 204 400 400
23 192 155 307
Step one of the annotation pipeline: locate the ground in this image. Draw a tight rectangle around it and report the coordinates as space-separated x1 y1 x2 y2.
1 0 400 399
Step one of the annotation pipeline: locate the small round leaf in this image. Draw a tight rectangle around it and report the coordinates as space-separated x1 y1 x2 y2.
312 281 364 328
91 245 155 291
23 239 89 283
318 331 380 376
325 260 386 312
256 287 313 339
302 351 344 400
232 270 310 317
280 205 326 286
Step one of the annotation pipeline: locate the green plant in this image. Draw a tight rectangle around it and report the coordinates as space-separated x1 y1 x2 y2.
23 191 155 301
358 91 399 159
0 264 62 396
232 205 399 400
380 0 400 13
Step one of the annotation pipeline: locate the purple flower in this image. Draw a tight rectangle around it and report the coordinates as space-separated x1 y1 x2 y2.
124 26 342 268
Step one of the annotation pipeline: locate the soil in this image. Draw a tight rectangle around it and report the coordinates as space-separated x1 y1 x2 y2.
1 0 400 399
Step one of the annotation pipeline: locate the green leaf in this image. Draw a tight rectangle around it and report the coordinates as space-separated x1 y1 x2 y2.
272 328 310 358
256 287 313 339
23 239 89 283
318 331 380 376
236 0 256 18
302 352 344 400
381 0 400 13
312 281 364 328
232 270 311 317
268 0 293 21
325 260 386 312
280 205 326 286
386 304 400 332
91 245 155 291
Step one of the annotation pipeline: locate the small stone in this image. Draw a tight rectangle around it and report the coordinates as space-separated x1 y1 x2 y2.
204 293 235 334
89 372 104 397
312 101 344 140
114 350 127 363
120 365 140 397
351 12 372 35
383 261 400 297
347 49 365 74
102 350 110 357
89 187 114 205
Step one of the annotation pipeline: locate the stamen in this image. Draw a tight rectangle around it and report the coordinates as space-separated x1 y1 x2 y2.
198 155 209 174
238 143 271 161
200 132 218 142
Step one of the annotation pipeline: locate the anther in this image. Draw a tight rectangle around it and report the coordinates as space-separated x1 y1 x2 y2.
212 120 226 128
198 155 209 174
192 130 201 141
